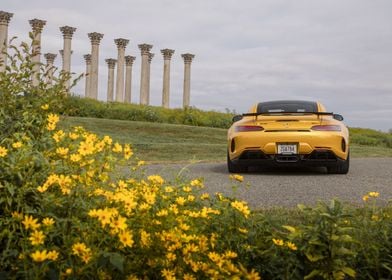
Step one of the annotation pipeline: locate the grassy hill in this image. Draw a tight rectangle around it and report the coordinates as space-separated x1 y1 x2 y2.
61 116 392 163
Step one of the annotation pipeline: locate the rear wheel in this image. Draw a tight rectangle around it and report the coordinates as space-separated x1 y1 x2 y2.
327 152 350 174
227 152 247 173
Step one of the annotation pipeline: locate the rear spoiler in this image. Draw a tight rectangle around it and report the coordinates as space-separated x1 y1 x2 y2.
233 112 343 122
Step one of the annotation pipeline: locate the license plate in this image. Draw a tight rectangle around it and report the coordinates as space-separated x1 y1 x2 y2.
277 144 297 154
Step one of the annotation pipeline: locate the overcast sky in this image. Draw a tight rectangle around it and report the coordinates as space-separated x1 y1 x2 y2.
3 0 392 131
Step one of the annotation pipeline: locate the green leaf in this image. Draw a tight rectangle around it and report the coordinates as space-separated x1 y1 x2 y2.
305 252 325 262
109 253 124 272
341 267 356 278
304 269 321 280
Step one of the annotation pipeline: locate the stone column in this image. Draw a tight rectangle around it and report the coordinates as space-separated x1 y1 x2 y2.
181 53 195 108
114 38 129 102
59 50 73 68
83 54 92 98
146 52 154 105
105 58 117 102
44 53 56 85
0 11 13 72
88 32 104 100
59 26 76 90
29 19 46 86
138 44 152 105
160 49 175 108
124 55 136 103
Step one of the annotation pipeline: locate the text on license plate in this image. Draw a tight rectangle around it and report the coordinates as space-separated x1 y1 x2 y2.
277 144 297 154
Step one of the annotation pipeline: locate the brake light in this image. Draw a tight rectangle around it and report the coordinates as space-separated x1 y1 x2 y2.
311 125 341 131
235 126 264 132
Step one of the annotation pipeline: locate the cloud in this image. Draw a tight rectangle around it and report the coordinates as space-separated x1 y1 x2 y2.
2 0 392 130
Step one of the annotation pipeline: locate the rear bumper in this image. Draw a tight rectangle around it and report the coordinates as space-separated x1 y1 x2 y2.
231 149 344 167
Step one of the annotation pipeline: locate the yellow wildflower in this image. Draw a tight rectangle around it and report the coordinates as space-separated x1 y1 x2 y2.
31 250 48 262
229 174 244 182
161 269 175 280
70 154 81 162
0 146 8 157
112 142 123 153
362 195 369 202
46 250 59 261
137 160 145 166
140 230 151 248
165 186 174 193
78 141 95 156
53 130 65 143
187 195 195 202
272 238 284 246
176 196 186 206
286 241 298 251
166 252 176 261
29 230 45 246
190 179 203 188
200 193 210 200
12 142 22 149
72 242 91 257
68 132 79 140
246 269 261 280
56 147 69 157
238 227 248 234
42 217 55 227
103 135 113 145
230 200 251 218
183 186 192 192
47 113 60 131
111 215 128 232
224 250 238 259
369 191 379 198
37 185 48 193
65 268 72 275
41 104 49 110
11 211 23 220
22 215 40 231
148 175 164 185
124 144 133 160
156 209 169 217
119 230 134 247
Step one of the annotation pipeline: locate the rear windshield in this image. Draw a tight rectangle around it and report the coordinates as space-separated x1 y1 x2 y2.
257 101 318 113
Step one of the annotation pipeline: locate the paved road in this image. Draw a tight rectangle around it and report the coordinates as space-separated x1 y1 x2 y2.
145 158 392 209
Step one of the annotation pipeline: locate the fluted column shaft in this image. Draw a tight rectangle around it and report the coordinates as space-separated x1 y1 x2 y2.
88 32 104 100
161 49 175 108
114 38 129 102
138 44 152 105
106 59 117 102
181 53 195 108
44 53 56 85
29 19 46 86
83 54 91 98
124 55 135 103
146 53 154 105
0 11 13 72
60 26 76 91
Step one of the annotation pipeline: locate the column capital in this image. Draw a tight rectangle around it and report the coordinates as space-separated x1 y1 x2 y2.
44 53 57 63
148 53 154 63
59 49 73 56
83 54 92 64
114 38 129 49
29 18 46 33
138 43 153 55
60 26 76 39
88 32 104 45
181 53 195 64
161 49 175 60
105 58 117 69
125 55 136 66
0 11 13 25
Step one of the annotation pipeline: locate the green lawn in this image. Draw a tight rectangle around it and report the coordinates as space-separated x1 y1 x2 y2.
61 116 392 162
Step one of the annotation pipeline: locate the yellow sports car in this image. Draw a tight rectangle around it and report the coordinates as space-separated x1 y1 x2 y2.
227 100 349 174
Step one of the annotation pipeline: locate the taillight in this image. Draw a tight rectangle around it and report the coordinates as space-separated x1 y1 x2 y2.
311 125 341 131
235 126 264 132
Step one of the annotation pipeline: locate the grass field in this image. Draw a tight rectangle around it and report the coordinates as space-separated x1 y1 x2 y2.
61 116 392 162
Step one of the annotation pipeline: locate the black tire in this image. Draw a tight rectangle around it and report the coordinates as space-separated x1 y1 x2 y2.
327 152 350 174
227 152 247 173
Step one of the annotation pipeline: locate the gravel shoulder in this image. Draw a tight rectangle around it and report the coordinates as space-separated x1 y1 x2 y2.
144 158 392 209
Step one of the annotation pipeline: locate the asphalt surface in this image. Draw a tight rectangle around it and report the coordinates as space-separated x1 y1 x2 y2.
145 158 392 209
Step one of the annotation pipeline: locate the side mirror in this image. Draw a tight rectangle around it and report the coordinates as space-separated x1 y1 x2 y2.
333 114 344 121
232 115 243 123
